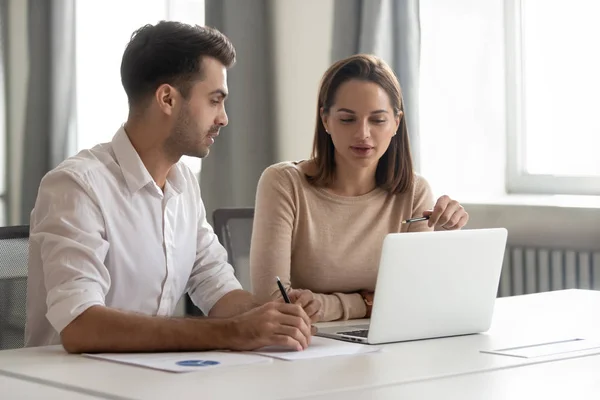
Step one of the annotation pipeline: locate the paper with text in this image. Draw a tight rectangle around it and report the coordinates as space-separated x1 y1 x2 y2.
83 351 270 373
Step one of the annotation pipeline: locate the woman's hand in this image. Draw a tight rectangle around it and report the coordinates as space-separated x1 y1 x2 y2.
423 195 469 230
288 289 323 324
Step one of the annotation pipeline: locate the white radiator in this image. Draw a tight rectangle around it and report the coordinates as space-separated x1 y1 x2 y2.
498 247 600 297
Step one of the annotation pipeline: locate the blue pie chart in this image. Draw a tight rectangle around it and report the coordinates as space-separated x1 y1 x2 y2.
176 360 220 367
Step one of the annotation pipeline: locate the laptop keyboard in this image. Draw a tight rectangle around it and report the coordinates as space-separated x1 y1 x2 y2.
338 329 369 338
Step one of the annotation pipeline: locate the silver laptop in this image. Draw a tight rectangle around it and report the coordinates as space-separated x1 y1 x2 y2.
317 228 508 344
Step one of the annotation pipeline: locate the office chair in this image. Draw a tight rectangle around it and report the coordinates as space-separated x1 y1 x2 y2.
0 225 29 350
185 208 255 316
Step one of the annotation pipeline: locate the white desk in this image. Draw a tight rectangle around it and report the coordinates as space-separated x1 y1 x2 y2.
0 373 105 400
300 353 600 400
0 289 599 400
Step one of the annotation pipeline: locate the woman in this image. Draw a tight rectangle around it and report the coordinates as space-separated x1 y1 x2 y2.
250 54 469 322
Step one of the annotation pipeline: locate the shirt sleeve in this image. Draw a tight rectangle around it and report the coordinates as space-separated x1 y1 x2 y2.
30 170 111 334
407 175 436 233
250 166 363 321
186 195 243 314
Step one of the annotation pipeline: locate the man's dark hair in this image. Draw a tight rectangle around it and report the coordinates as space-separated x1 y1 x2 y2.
120 21 236 109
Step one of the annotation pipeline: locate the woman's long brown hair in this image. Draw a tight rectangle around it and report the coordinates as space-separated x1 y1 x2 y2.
307 54 414 194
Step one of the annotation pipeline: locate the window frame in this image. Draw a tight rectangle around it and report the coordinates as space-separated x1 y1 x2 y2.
504 0 600 196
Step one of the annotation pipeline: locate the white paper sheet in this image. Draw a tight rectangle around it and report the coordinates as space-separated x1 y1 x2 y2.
481 338 600 358
251 336 381 361
83 351 271 373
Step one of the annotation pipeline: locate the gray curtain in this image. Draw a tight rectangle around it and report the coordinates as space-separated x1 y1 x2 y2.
332 0 421 171
0 0 8 225
202 0 276 220
18 0 76 224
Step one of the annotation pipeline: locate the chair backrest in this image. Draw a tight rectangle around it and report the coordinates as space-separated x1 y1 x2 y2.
0 225 29 350
213 208 255 291
185 208 255 317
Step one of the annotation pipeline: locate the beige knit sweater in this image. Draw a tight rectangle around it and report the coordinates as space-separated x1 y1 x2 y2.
250 161 435 321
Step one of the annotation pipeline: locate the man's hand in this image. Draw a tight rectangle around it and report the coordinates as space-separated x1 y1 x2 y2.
225 302 313 351
288 289 322 324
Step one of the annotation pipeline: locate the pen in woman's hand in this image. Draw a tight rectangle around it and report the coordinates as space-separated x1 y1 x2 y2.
401 216 430 224
276 276 291 303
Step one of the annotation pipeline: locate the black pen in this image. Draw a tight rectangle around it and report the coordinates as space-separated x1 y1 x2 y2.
276 276 291 303
401 216 430 224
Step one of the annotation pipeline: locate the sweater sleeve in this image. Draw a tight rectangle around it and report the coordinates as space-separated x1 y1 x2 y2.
317 292 367 321
407 175 436 233
250 165 296 303
249 165 366 321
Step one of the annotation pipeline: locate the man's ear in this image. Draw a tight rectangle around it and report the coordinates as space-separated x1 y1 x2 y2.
155 84 178 116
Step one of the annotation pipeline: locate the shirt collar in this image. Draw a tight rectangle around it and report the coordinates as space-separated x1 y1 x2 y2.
111 126 186 196
165 163 187 195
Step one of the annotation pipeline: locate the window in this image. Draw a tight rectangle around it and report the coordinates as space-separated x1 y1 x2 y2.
419 0 507 199
506 0 600 195
75 0 205 175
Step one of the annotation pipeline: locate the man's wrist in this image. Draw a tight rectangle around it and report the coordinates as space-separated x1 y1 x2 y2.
191 317 238 350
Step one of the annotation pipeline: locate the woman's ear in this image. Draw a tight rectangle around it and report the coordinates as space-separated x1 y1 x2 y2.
395 110 403 132
320 107 330 133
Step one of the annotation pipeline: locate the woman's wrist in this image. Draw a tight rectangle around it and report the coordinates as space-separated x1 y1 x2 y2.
359 291 374 318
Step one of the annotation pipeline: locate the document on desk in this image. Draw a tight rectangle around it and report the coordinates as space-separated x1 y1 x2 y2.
251 336 381 361
83 351 270 373
481 338 600 359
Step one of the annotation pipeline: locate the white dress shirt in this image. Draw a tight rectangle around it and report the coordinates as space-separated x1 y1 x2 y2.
25 127 242 347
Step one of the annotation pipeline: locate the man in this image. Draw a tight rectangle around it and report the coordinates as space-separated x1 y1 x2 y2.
25 21 321 353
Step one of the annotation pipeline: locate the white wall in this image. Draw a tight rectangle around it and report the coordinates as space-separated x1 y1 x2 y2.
270 0 334 162
465 197 600 251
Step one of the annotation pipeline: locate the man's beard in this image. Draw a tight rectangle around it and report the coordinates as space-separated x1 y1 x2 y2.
164 109 217 159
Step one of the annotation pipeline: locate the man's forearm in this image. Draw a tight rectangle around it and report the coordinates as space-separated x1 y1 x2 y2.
60 305 234 354
208 289 261 318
